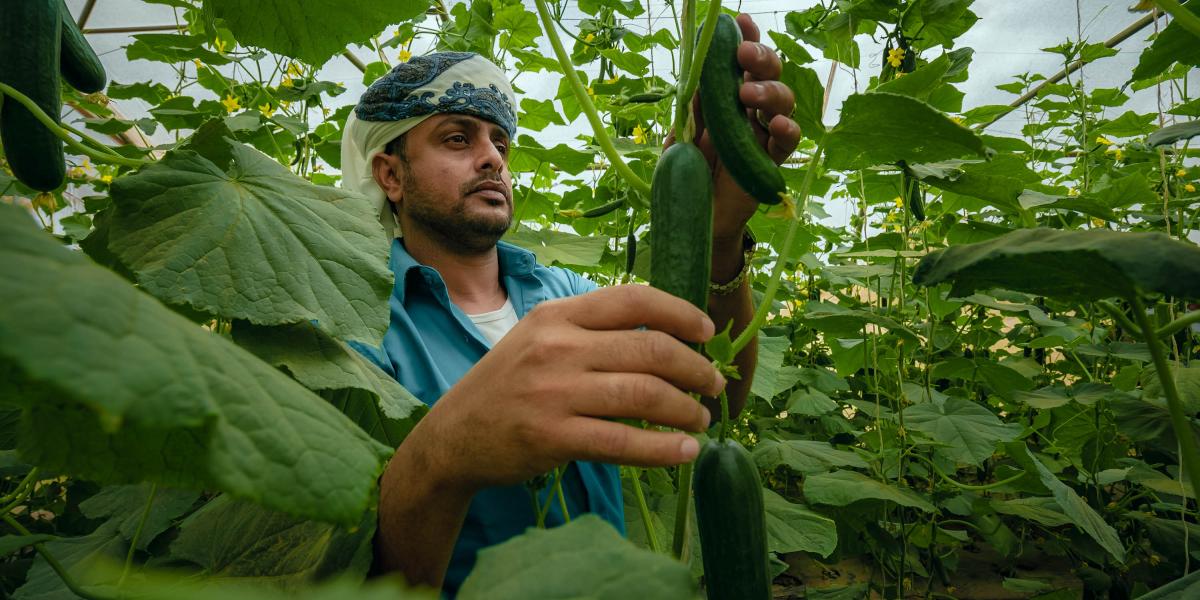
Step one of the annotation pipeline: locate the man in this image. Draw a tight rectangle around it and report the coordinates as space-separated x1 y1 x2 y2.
341 14 799 595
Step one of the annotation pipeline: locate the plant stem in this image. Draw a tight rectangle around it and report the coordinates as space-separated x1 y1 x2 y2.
119 484 158 587
532 0 650 198
677 0 724 128
1132 295 1200 501
671 460 694 560
3 515 117 600
910 453 1028 491
673 0 696 141
1155 0 1200 38
0 468 39 511
731 140 827 355
1098 300 1143 337
629 469 662 553
718 389 730 442
0 83 149 169
1158 310 1200 339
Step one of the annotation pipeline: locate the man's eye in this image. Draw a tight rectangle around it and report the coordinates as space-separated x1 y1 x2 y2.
495 143 508 154
448 134 467 144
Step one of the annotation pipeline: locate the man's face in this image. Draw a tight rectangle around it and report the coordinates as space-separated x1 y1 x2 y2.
389 114 513 253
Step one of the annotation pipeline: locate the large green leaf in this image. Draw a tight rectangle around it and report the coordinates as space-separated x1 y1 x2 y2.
804 470 935 512
457 514 696 599
504 227 610 267
78 484 201 551
824 92 987 170
1148 120 1200 148
1130 1 1200 81
107 121 393 345
168 495 377 587
990 497 1071 528
911 155 1039 214
763 489 838 557
753 438 867 474
14 520 126 600
233 322 425 447
913 228 1200 302
0 204 390 525
1142 363 1200 413
1020 445 1125 562
782 62 826 140
206 0 431 65
903 398 1022 466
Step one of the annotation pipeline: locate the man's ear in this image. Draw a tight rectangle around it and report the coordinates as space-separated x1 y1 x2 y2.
370 152 405 206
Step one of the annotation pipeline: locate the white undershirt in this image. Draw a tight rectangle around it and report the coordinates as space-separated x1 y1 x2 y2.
466 298 519 346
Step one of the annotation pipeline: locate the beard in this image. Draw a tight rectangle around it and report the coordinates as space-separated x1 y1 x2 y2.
398 166 512 254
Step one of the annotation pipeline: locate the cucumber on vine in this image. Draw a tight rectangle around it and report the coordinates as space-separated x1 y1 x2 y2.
693 438 770 600
650 142 712 311
60 0 107 93
0 0 66 191
698 13 787 205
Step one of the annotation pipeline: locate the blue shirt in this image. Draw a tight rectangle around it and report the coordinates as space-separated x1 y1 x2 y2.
349 238 625 596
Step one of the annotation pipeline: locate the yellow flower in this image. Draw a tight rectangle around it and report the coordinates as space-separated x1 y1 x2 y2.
584 33 595 43
214 37 227 54
100 174 113 184
287 62 304 77
259 103 275 118
586 86 594 97
893 196 903 208
398 49 412 62
632 124 647 144
1096 135 1114 146
1177 168 1188 177
606 76 620 84
281 75 294 88
68 166 87 179
1068 187 1079 196
887 47 905 68
193 58 203 69
222 94 240 113
1090 217 1105 228
1106 145 1123 162
1186 183 1196 193
280 100 292 110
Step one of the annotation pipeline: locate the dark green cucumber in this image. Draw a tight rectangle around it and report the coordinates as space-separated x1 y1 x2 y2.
908 179 926 222
650 142 712 311
698 13 786 205
0 0 66 191
693 439 770 600
59 0 107 93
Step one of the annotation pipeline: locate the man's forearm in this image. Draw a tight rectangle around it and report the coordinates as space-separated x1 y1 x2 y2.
375 423 474 589
705 234 757 418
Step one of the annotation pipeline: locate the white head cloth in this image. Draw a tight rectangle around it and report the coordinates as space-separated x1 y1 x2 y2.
340 52 517 237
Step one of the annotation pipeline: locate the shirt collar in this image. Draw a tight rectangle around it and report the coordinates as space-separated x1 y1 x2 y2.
390 238 537 304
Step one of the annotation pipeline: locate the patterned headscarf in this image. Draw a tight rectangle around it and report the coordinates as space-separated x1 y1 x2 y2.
341 52 518 237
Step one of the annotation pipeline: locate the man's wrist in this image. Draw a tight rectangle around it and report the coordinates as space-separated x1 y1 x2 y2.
709 229 755 294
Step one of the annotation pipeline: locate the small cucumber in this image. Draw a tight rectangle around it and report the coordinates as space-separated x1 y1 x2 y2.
60 0 107 93
0 0 66 191
650 142 712 311
698 13 787 205
693 439 770 600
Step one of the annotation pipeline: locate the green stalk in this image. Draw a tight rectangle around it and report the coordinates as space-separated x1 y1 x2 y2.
673 0 696 142
119 484 157 587
0 82 149 169
532 0 650 198
1158 310 1200 339
0 468 39 511
1097 300 1143 337
671 459 693 560
3 515 117 600
731 140 826 355
1132 295 1200 501
1155 0 1200 39
629 469 662 553
910 453 1028 491
676 0 724 131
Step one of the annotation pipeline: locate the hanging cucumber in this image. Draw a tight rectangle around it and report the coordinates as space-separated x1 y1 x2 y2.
693 438 770 600
0 0 66 191
650 142 713 311
698 13 787 205
59 0 107 93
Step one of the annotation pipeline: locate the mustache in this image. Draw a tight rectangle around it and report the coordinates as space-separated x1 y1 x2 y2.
462 177 510 200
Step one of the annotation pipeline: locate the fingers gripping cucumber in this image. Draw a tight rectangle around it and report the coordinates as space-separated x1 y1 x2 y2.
693 439 771 600
60 0 107 93
650 143 713 311
0 0 66 191
698 13 787 205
